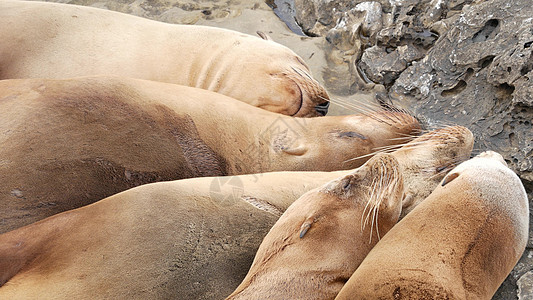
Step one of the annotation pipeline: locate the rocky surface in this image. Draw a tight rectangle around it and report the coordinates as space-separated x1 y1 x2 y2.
19 0 533 298
295 0 533 298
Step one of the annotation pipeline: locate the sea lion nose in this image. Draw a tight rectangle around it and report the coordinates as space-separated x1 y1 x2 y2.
315 101 330 116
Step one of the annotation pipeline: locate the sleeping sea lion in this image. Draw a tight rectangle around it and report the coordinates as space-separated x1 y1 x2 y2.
335 151 529 300
227 153 404 299
0 0 329 116
0 126 473 299
0 76 420 233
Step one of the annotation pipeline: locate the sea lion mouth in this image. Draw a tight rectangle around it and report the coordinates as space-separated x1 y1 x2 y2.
291 82 304 116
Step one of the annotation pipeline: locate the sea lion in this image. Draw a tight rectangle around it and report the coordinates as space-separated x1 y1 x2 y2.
335 151 529 300
226 153 405 299
0 0 329 116
0 125 473 299
0 76 420 233
0 171 345 299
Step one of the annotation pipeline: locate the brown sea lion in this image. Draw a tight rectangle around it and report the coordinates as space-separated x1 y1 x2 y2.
227 153 404 299
0 0 329 116
0 125 473 299
0 76 420 233
335 151 529 300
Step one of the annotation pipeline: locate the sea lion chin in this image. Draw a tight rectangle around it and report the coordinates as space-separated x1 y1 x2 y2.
335 151 529 300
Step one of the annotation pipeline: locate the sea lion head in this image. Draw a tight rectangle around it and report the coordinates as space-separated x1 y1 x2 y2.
270 110 421 172
227 153 404 299
390 125 474 217
228 33 330 117
315 152 405 242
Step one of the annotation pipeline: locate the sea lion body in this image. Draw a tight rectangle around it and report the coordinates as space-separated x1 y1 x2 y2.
0 126 473 299
227 154 404 299
335 151 529 300
0 171 346 299
0 76 419 233
0 0 329 116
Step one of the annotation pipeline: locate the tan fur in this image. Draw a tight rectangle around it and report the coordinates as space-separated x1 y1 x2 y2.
0 0 329 116
0 126 472 299
391 126 474 217
335 151 529 300
227 154 404 299
226 126 473 299
0 76 419 233
0 171 342 299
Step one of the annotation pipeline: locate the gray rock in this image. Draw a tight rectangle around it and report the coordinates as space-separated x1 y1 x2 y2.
359 44 424 86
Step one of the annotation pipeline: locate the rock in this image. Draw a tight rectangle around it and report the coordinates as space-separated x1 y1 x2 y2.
390 0 533 186
294 0 348 36
359 44 423 86
294 0 532 299
519 270 533 300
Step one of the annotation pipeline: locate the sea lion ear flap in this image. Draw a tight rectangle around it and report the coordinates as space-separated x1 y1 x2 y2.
441 172 460 186
282 145 308 156
257 31 273 41
299 222 311 238
299 217 315 238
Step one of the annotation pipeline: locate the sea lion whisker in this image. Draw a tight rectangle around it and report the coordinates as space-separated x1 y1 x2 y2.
371 161 387 243
290 66 314 81
362 177 379 233
329 99 374 114
330 99 381 115
345 150 392 164
372 140 431 151
372 142 415 151
329 97 383 114
425 121 460 131
386 135 421 141
373 112 400 127
331 96 382 110
345 144 411 164
361 182 375 232
316 94 331 103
